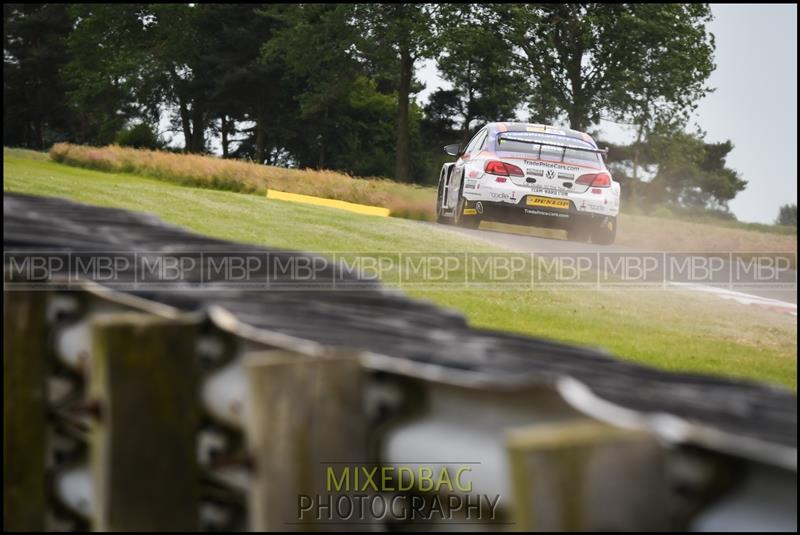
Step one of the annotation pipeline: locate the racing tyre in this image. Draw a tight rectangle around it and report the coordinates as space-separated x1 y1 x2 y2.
435 180 449 224
453 184 481 229
591 216 617 245
566 218 591 242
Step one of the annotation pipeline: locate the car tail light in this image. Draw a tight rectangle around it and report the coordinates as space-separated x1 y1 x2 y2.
576 172 611 187
485 160 524 177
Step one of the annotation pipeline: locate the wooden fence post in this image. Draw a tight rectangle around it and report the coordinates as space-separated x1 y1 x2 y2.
506 419 671 531
3 290 49 531
89 312 200 531
244 349 367 531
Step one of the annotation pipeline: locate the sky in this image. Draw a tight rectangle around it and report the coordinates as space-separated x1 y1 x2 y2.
416 4 798 224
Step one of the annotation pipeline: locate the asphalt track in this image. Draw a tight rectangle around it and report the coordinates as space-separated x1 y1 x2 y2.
432 222 798 308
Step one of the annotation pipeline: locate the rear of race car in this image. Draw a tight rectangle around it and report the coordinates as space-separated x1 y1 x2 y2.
462 125 620 244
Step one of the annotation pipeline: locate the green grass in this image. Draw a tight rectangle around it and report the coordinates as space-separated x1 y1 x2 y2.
4 151 796 389
4 147 49 161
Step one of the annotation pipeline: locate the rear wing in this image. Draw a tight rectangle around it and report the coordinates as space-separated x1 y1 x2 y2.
498 135 609 156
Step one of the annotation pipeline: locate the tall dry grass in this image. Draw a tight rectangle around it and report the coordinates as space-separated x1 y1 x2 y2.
49 143 437 220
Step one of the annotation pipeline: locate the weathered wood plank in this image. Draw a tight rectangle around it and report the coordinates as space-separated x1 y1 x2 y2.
3 290 49 531
244 349 367 531
89 312 199 531
507 420 671 531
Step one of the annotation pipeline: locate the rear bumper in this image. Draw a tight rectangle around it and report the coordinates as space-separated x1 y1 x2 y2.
464 198 613 228
463 180 619 218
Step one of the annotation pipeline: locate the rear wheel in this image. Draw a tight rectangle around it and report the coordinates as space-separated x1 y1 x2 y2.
435 179 448 224
453 182 481 229
591 216 617 245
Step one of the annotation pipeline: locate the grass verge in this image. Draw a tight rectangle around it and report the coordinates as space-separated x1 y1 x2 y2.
4 150 796 389
48 143 434 219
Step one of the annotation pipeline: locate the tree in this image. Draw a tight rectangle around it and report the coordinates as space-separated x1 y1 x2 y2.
116 122 162 149
776 204 797 227
4 4 76 148
603 124 747 212
148 4 215 153
497 4 715 133
202 4 293 163
432 4 524 145
351 4 436 182
646 127 746 210
262 4 362 168
610 4 715 182
63 5 150 146
63 4 211 152
322 75 399 177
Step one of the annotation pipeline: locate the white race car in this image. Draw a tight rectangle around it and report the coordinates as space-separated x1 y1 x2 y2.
436 122 620 244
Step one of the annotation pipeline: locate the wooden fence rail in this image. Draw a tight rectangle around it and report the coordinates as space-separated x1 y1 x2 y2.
89 312 200 531
4 290 48 531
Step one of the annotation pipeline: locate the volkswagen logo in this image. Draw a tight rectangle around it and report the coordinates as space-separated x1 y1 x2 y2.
546 170 555 179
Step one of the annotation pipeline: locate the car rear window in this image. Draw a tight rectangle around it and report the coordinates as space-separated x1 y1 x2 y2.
496 131 601 165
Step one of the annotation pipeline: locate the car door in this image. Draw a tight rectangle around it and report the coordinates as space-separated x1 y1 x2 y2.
447 128 487 209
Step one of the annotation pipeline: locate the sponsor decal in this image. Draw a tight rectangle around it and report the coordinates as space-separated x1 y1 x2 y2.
557 172 574 180
529 185 569 196
524 208 569 218
526 169 544 177
580 202 605 212
464 179 478 190
526 196 570 209
510 131 586 148
523 160 580 172
490 192 511 200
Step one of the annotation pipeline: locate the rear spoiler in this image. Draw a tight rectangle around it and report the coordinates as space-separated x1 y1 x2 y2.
498 135 609 156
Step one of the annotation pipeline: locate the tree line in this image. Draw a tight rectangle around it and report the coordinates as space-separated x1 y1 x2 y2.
4 3 750 212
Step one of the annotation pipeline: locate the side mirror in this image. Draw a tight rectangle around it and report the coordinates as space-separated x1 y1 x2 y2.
443 143 461 157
